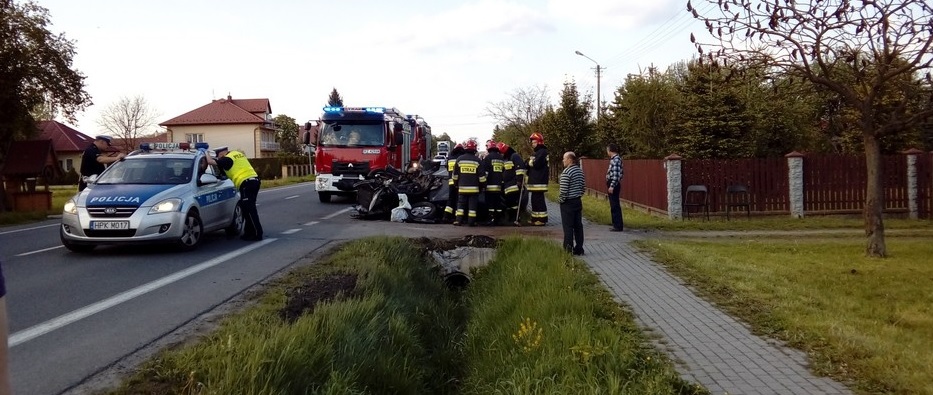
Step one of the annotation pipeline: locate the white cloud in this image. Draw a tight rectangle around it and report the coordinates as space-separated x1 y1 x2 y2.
547 0 683 29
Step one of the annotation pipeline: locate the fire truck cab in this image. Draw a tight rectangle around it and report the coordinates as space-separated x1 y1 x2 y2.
309 106 431 203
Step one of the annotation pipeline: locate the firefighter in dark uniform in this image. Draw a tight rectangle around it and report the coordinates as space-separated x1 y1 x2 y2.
498 142 525 225
442 143 465 223
452 140 485 226
526 132 549 225
482 140 505 225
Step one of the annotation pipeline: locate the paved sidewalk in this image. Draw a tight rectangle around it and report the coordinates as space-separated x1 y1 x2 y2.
545 201 852 395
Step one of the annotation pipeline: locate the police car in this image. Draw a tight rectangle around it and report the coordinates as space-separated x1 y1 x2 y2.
60 142 244 252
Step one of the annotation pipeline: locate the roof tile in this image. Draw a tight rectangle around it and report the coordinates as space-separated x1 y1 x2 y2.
160 97 271 126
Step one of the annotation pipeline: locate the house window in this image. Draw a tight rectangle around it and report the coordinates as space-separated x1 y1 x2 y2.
66 159 73 171
185 134 204 143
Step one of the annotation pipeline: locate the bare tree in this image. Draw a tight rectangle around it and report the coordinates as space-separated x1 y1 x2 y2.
485 85 551 134
689 0 933 257
97 95 161 152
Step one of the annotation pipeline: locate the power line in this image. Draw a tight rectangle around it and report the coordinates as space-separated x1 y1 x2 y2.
602 2 716 70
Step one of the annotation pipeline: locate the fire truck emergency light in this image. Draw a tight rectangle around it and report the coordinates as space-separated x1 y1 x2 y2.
322 106 386 114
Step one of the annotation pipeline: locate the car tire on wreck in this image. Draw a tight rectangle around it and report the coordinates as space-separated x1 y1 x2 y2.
409 201 439 222
178 211 203 251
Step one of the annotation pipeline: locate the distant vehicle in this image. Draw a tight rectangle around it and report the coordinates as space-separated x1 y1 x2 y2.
437 141 450 156
306 106 432 203
60 142 244 252
432 154 447 167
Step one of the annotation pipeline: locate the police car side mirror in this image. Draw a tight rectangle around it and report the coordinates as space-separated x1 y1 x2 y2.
198 173 219 186
88 174 99 183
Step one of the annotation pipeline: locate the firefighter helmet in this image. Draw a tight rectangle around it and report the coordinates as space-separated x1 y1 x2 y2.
454 143 464 150
497 142 510 153
486 140 498 150
464 139 478 151
529 132 544 143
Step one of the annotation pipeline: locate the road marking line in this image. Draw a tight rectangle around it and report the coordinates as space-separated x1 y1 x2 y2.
15 245 64 257
321 207 352 220
0 223 58 236
281 229 301 235
284 195 299 200
9 238 277 348
303 221 320 226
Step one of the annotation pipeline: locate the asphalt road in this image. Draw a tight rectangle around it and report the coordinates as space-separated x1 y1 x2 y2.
1 183 366 394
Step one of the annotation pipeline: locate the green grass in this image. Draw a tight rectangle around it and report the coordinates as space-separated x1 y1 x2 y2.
261 174 315 188
108 237 463 394
546 185 933 231
635 236 933 395
461 237 705 395
109 236 708 394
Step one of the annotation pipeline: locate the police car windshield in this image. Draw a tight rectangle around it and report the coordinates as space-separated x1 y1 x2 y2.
319 122 384 147
96 157 194 185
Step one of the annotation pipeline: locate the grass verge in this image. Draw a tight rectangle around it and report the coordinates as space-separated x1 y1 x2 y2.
546 185 933 231
108 236 706 394
635 236 933 395
461 237 705 395
108 237 463 394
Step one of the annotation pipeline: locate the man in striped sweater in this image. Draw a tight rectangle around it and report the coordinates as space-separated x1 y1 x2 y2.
558 151 586 256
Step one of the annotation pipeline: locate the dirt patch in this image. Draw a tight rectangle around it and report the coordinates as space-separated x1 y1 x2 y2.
410 235 498 252
278 273 360 323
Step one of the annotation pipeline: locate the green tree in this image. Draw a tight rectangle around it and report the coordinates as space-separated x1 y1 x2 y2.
692 0 933 256
274 114 302 156
1 0 91 210
327 88 343 107
541 81 596 170
608 65 685 158
673 61 754 159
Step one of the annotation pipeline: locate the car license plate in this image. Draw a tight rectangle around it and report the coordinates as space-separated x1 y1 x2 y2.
90 221 129 230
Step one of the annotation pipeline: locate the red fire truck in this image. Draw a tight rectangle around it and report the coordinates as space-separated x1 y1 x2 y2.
305 106 432 202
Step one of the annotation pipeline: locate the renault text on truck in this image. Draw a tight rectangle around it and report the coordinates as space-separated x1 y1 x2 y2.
308 106 431 203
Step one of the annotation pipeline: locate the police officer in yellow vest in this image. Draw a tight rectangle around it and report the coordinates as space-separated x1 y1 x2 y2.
206 146 263 241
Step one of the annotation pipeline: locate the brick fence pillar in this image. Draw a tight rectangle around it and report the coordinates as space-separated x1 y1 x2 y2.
786 151 804 218
904 148 923 220
665 154 683 220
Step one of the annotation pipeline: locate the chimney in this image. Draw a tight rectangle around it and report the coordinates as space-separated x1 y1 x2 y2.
227 93 232 101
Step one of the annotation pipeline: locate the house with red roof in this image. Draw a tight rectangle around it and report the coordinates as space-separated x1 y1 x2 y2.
159 95 280 158
36 120 95 173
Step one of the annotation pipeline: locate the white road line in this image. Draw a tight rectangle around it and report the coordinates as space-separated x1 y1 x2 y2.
0 223 58 236
15 245 64 257
257 183 312 194
303 221 320 226
281 229 301 235
321 207 353 220
284 195 299 200
9 238 277 348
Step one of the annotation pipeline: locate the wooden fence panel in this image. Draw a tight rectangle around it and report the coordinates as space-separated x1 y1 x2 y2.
803 154 910 214
682 157 788 213
580 159 668 214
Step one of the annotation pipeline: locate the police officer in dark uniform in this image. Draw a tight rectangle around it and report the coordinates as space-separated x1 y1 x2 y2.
79 135 124 191
452 140 485 226
526 132 549 225
482 140 505 225
442 143 465 223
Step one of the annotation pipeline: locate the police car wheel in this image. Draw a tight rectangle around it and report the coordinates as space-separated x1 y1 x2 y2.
178 211 203 250
225 203 245 237
60 229 95 253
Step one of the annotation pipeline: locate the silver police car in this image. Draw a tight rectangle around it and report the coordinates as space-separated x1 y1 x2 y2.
60 142 244 252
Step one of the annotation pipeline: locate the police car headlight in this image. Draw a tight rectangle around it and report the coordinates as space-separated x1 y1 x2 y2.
149 198 182 214
63 199 77 214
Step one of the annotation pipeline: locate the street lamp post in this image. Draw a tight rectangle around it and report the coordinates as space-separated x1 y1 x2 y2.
574 50 603 122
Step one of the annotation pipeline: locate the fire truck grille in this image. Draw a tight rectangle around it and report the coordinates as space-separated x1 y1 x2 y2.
332 161 371 177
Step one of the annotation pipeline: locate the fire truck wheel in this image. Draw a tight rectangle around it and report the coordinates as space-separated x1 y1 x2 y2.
319 192 332 203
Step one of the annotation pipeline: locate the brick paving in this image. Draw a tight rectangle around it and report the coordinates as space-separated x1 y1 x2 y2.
545 201 852 395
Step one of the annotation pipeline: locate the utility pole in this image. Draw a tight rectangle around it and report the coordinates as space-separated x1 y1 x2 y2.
574 50 603 123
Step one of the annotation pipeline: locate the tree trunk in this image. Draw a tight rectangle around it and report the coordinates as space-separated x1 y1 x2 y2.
863 133 886 257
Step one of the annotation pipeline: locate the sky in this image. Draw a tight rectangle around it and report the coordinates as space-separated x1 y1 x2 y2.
37 0 708 145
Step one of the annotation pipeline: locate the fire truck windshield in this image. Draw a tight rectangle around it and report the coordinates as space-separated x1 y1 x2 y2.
319 123 385 147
